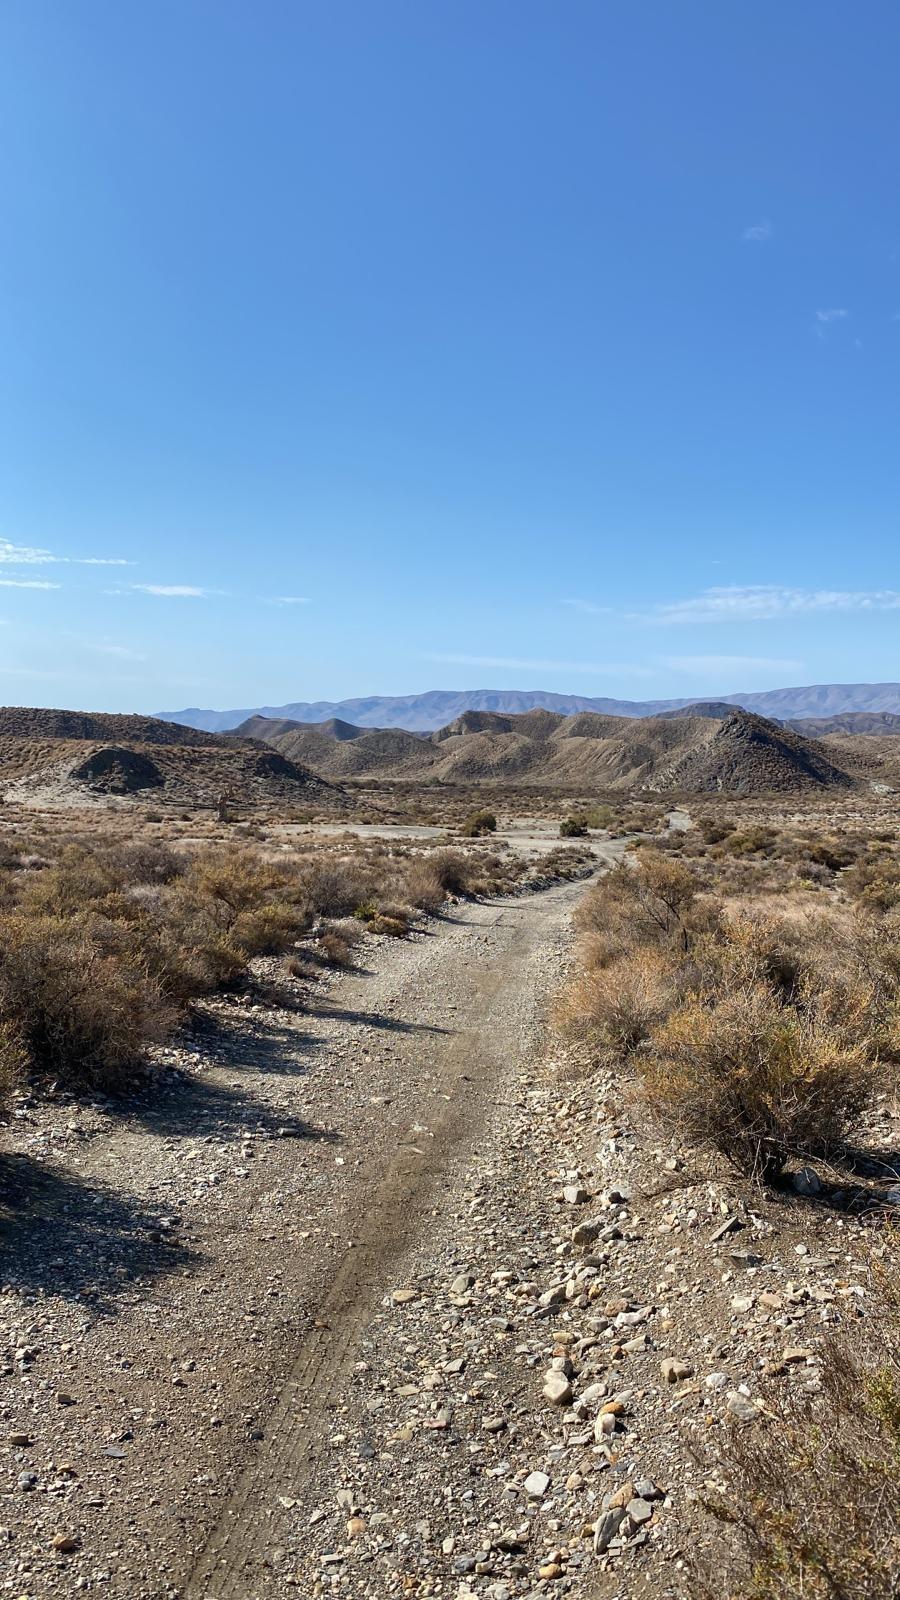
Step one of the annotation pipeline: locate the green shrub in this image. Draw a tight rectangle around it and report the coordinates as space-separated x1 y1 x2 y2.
461 809 497 838
560 816 588 838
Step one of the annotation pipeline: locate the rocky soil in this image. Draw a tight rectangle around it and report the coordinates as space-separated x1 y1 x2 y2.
0 862 894 1599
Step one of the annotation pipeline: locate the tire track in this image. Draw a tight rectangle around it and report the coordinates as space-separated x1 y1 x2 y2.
187 880 587 1597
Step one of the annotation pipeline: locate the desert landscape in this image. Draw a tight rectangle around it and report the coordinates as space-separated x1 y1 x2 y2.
0 694 896 1599
4 7 899 1598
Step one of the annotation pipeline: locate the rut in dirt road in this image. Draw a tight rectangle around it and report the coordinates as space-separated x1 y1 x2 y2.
187 872 602 1598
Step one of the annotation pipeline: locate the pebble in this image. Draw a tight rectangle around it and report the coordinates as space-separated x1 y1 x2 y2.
660 1357 693 1383
523 1471 550 1499
726 1391 761 1422
543 1370 573 1406
594 1506 625 1553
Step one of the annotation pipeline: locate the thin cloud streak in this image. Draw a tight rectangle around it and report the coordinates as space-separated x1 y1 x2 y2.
92 643 149 661
0 539 130 566
0 578 61 589
645 585 900 625
129 584 209 597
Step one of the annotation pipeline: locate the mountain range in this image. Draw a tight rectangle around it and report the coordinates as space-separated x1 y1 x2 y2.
159 682 900 734
236 706 858 794
2 701 897 799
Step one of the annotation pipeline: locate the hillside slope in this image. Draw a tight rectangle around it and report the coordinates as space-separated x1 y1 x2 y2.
0 707 338 809
247 708 857 795
0 706 237 747
787 711 900 736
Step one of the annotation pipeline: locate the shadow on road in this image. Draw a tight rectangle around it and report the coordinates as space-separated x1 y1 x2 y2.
0 1152 198 1309
107 1069 340 1145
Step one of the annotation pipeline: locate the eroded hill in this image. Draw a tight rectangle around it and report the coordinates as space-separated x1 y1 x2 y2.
246 706 858 794
0 706 339 809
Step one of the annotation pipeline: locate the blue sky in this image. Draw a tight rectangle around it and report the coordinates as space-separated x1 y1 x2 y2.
2 1 900 713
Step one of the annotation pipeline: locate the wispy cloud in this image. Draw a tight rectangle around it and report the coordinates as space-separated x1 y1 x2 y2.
129 584 208 598
742 219 772 242
663 654 804 676
91 642 148 661
814 308 850 340
646 585 900 625
0 578 61 589
0 538 130 566
270 595 311 606
561 598 613 616
424 652 654 676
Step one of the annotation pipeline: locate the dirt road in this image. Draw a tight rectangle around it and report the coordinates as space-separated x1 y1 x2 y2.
1 859 621 1599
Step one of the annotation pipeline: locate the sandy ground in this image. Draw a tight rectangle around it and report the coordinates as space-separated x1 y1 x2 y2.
273 821 642 859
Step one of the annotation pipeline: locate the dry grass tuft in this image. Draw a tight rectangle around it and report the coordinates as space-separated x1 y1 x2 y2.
696 1254 900 1599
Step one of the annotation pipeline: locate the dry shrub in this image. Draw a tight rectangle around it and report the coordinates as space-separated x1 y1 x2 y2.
427 849 474 896
133 852 309 1000
690 912 815 1000
316 920 362 967
0 1021 26 1113
697 1255 900 1599
98 840 186 885
0 914 174 1092
405 849 473 909
460 809 497 837
843 850 900 911
297 857 373 918
404 860 445 912
639 979 877 1181
558 947 676 1056
371 914 409 938
285 952 319 982
369 901 411 938
576 851 714 962
20 844 124 917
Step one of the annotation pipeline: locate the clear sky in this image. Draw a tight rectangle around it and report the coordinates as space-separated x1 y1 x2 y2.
2 1 899 713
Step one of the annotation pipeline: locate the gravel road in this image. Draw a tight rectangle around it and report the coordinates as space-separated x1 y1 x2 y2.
1 865 617 1599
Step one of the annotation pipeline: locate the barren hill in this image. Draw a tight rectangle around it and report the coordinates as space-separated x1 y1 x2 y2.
0 706 338 809
247 707 856 794
0 706 238 748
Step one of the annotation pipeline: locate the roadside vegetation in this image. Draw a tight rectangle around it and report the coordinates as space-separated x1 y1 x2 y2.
560 813 900 1183
0 822 592 1104
558 807 900 1598
697 1255 900 1600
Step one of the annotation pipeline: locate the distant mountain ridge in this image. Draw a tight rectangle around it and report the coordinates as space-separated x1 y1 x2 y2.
159 682 900 734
